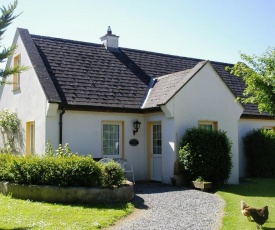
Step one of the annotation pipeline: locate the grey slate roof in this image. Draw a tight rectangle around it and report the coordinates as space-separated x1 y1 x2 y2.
17 28 272 118
143 61 207 108
30 33 150 110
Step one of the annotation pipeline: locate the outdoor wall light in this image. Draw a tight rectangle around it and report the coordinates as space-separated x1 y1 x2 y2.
133 120 141 135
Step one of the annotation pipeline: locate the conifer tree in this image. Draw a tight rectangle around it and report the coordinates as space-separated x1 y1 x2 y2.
0 0 28 85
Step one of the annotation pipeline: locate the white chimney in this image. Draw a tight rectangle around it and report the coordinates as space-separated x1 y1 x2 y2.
100 26 119 50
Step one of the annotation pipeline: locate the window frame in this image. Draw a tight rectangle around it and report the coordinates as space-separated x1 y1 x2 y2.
152 123 162 155
101 121 123 158
198 120 218 131
263 126 275 131
26 120 35 155
13 54 21 91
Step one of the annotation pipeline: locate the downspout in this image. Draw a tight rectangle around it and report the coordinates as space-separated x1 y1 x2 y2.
59 108 65 145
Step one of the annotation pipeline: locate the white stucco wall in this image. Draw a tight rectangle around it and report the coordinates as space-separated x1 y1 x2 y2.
0 31 48 154
45 105 60 153
238 118 275 177
164 62 244 184
61 110 146 180
57 110 176 184
161 118 175 183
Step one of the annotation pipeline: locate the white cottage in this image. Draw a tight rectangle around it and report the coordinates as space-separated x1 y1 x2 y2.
1 27 274 184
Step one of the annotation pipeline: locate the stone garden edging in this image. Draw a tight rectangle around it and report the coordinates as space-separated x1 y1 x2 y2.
0 181 134 203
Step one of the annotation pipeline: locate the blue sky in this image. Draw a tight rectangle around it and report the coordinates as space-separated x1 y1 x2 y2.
2 0 275 64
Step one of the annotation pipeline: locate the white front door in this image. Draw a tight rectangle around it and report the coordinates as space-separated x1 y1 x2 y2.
151 123 162 181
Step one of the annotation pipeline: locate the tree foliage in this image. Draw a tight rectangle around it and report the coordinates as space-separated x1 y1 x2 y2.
0 0 28 84
227 47 275 115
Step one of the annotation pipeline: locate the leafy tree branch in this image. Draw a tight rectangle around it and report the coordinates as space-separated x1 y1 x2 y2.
227 47 275 115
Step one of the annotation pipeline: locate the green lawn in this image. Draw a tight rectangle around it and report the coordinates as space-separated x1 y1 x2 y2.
0 194 133 229
217 178 275 230
1 178 274 229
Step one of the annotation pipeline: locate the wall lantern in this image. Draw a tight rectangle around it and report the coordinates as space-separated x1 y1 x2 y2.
133 120 141 135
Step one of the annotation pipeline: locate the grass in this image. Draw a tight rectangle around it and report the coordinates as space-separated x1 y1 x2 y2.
217 178 275 230
1 178 274 229
0 194 134 229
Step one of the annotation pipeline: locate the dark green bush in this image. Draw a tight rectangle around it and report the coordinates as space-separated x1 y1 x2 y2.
102 161 125 187
0 154 125 187
243 129 275 177
179 127 232 186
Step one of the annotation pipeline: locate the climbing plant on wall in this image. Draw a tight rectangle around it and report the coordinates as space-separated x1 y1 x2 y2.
0 109 20 153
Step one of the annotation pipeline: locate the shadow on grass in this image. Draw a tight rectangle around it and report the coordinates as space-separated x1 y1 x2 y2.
218 178 275 197
0 228 33 230
8 195 133 211
60 202 133 211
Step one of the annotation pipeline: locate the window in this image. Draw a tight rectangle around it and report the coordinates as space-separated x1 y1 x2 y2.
263 126 275 131
13 54 21 90
26 121 35 155
102 122 122 157
153 124 162 155
198 121 218 131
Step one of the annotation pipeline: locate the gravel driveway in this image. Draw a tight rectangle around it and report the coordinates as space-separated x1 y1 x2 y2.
108 183 224 230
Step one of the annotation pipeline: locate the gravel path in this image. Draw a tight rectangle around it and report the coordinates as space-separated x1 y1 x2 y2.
108 183 224 230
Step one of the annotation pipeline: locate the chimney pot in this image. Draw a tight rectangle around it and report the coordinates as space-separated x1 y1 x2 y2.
107 26 112 35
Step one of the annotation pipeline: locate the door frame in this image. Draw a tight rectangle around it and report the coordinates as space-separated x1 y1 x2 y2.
26 120 35 155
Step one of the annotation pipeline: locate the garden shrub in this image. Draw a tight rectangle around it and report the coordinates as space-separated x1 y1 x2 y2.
0 154 125 187
9 156 44 185
40 156 103 187
243 129 275 177
0 154 17 181
102 161 125 187
179 127 232 186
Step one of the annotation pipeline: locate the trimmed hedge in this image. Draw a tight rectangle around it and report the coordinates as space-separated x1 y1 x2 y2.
179 127 232 186
243 129 275 177
0 154 125 187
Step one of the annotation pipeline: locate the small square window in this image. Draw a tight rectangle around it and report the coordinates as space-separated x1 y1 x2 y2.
263 126 275 131
198 121 218 130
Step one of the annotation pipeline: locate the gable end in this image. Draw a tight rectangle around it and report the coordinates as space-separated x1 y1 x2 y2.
17 28 61 103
